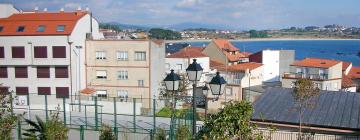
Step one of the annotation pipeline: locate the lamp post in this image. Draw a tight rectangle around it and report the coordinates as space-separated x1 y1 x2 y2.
202 85 209 119
163 70 180 140
75 45 82 111
186 59 203 135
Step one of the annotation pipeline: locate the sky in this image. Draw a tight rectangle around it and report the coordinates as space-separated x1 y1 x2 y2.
2 0 360 30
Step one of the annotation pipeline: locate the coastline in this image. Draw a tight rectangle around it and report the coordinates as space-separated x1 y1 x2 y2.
166 38 360 43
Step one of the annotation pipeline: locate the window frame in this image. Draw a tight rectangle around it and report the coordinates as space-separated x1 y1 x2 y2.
134 51 146 61
116 51 128 61
34 46 47 58
117 71 128 80
117 90 128 102
96 70 107 79
15 67 28 78
12 46 25 58
138 80 144 87
0 67 7 78
55 67 68 78
52 46 66 58
0 47 4 58
0 26 3 32
96 90 108 98
37 67 50 78
56 25 65 32
37 25 46 32
16 26 25 32
95 51 106 60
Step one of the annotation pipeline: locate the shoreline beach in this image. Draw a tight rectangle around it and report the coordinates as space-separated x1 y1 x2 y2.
166 38 360 43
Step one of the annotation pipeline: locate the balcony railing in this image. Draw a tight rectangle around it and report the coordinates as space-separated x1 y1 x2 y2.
283 72 329 80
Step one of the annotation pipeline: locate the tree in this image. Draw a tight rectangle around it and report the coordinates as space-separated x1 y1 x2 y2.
99 23 122 32
23 107 68 140
176 125 191 140
196 101 263 140
155 127 167 140
0 89 18 140
149 28 182 40
99 124 116 140
249 30 268 38
292 79 320 139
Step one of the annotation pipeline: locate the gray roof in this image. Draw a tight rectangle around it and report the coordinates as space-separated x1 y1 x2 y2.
252 88 360 130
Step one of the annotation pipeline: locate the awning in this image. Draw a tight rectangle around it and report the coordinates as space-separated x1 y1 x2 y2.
80 88 96 95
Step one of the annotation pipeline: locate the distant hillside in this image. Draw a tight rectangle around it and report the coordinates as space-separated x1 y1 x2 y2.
105 22 151 30
168 22 236 31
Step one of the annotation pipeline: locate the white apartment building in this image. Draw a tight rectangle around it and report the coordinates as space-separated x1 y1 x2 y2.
0 4 102 102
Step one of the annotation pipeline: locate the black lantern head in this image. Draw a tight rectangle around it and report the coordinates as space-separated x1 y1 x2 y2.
209 72 227 95
186 59 204 81
164 69 181 91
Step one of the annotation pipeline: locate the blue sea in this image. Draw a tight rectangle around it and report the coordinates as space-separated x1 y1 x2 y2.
187 40 360 66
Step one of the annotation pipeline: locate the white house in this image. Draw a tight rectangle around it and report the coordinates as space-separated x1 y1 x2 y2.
0 4 103 106
249 49 295 82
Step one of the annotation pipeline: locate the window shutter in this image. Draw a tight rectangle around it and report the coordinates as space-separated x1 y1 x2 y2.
0 67 7 78
55 67 68 78
37 67 50 78
0 47 4 58
15 67 28 78
56 87 69 98
16 87 29 95
38 87 51 95
12 47 25 58
34 46 47 58
52 46 66 58
0 87 9 95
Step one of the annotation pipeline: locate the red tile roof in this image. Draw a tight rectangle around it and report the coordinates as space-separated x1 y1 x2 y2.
210 60 226 70
223 51 249 62
342 61 352 71
291 58 341 68
342 74 356 88
348 66 360 79
227 62 263 72
213 39 239 51
0 11 87 36
166 46 207 58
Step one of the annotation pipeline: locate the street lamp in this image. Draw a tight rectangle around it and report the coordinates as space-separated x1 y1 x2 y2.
163 69 180 140
209 72 227 96
186 59 203 135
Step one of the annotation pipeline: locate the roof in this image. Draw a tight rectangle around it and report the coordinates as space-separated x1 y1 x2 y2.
80 88 96 95
0 11 87 36
212 39 239 51
166 46 207 58
342 61 352 71
252 88 360 131
210 60 226 70
227 62 263 72
291 58 341 68
342 74 356 88
348 66 360 79
223 51 249 61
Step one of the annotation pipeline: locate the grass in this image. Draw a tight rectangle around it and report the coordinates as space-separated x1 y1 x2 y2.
155 107 187 118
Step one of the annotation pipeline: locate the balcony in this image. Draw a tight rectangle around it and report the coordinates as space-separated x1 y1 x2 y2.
283 72 329 80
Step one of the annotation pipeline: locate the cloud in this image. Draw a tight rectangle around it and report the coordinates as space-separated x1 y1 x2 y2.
176 0 203 7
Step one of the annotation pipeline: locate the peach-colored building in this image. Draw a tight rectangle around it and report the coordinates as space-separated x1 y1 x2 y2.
85 40 165 108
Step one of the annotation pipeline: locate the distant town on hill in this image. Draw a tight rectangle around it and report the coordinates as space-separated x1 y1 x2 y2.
99 23 360 40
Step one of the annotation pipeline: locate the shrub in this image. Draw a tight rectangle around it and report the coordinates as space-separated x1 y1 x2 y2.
99 124 115 140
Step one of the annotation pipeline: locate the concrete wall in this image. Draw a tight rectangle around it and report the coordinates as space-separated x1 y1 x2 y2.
150 41 165 98
0 4 19 18
328 62 342 79
262 50 280 82
202 41 227 64
279 50 295 80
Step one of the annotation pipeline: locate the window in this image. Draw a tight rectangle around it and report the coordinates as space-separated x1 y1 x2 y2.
225 88 232 96
37 25 46 32
116 51 128 61
38 87 51 95
117 71 128 80
134 51 146 61
56 25 65 32
117 90 128 102
34 46 47 58
0 26 3 32
16 26 25 32
138 80 144 87
0 67 7 78
15 67 27 78
56 87 69 98
37 67 50 78
52 46 66 58
96 90 107 98
0 47 4 58
12 47 25 58
55 67 68 78
95 51 106 60
16 87 29 95
96 71 107 79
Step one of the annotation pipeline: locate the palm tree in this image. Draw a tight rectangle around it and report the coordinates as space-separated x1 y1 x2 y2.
22 116 46 140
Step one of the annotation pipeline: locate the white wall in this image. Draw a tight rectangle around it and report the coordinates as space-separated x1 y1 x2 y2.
0 4 19 18
262 50 280 82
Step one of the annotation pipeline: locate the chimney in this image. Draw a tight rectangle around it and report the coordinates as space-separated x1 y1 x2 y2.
34 6 39 12
43 8 47 12
77 6 82 11
60 8 64 12
85 7 90 12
